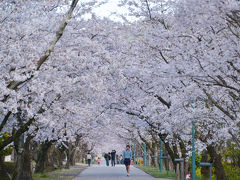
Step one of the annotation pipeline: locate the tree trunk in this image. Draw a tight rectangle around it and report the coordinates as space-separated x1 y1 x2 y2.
15 133 25 180
19 136 33 180
65 144 71 169
0 155 10 180
201 150 210 178
35 141 53 173
159 134 178 170
178 137 187 177
207 145 227 180
238 155 240 167
45 145 56 171
172 142 180 171
65 143 76 168
176 163 180 180
14 136 33 180
154 146 158 167
71 149 76 166
53 148 64 169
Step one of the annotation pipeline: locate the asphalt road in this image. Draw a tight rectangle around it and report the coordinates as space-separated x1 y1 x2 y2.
73 164 171 180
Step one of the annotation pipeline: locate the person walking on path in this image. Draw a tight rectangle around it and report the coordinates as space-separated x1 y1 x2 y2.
97 157 101 165
87 152 92 167
123 145 132 176
104 153 110 166
111 150 116 167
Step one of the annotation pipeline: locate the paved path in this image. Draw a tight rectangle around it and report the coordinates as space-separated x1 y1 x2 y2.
73 164 171 180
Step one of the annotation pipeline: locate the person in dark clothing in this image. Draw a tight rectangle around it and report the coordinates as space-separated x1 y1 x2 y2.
111 150 116 166
116 154 119 164
104 153 110 166
86 152 92 167
108 152 111 165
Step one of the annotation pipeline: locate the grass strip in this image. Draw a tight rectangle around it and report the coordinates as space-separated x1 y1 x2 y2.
136 165 176 179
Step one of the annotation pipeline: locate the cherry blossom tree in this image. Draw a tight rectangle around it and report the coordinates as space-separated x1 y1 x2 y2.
104 0 239 178
0 0 239 179
0 0 111 179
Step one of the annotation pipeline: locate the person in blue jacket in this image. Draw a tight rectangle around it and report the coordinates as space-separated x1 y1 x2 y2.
123 145 132 176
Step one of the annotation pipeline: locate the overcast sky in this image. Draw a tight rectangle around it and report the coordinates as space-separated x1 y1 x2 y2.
93 0 129 22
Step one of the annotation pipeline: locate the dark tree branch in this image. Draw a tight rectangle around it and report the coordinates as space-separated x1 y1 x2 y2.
0 111 12 132
0 117 34 151
154 95 171 109
203 89 236 120
37 0 79 70
145 0 152 20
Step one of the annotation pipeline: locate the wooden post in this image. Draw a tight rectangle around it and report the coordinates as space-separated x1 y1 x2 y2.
176 163 180 180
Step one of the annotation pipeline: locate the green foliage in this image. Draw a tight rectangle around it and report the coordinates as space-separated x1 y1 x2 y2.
196 153 202 168
0 132 13 156
40 174 49 178
33 173 57 180
188 145 240 180
222 142 240 180
223 143 240 166
196 176 209 180
189 150 202 170
189 151 216 179
223 162 240 180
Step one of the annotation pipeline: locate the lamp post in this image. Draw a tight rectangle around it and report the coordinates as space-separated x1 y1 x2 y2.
144 143 146 167
134 144 136 165
192 100 196 180
137 144 138 166
160 140 163 172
